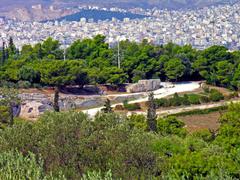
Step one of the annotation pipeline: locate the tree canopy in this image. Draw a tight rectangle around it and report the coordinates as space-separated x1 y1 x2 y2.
0 36 240 90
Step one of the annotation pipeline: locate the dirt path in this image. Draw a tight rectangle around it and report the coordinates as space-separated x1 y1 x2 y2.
126 99 240 117
83 82 200 117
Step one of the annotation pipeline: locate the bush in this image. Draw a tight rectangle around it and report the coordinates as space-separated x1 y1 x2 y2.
209 89 224 102
181 95 191 106
187 94 201 105
114 104 125 111
200 95 210 103
203 86 210 93
127 114 147 130
82 170 113 180
123 100 141 111
192 129 215 142
169 93 182 106
0 81 18 88
0 105 10 128
17 81 31 89
155 98 170 108
157 116 186 137
124 103 141 111
32 83 42 89
0 150 65 179
227 92 239 99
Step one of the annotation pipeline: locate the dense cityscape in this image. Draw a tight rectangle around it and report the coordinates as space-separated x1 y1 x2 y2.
1 2 240 50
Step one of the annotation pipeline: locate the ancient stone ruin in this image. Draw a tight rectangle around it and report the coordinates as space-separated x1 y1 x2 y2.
126 79 161 93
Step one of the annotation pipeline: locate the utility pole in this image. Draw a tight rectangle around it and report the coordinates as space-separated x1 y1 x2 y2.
1 40 5 65
117 40 120 69
63 37 66 61
64 47 66 61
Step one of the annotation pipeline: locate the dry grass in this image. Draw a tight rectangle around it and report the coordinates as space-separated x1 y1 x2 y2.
179 111 222 133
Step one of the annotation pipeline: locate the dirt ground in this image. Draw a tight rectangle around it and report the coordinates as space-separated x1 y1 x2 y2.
178 111 222 133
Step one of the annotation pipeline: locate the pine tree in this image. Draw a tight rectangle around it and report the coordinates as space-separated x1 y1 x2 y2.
53 86 60 112
5 48 9 60
8 37 15 54
102 99 113 113
1 41 5 65
38 44 43 59
147 92 157 132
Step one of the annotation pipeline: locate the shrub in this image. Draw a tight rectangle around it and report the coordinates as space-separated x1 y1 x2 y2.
0 81 18 88
203 86 210 93
200 95 210 103
209 89 224 102
187 94 201 104
0 150 65 179
32 83 42 89
155 98 170 108
157 116 186 137
17 81 31 89
227 92 239 99
127 114 147 130
169 93 182 106
82 170 113 180
192 129 215 143
123 100 141 111
114 104 125 111
0 105 10 128
181 94 191 106
124 103 141 111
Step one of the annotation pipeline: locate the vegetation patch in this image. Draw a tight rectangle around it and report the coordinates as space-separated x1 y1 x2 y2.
155 88 231 109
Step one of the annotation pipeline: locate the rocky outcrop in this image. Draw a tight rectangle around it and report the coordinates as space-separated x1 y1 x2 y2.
126 79 161 93
18 93 53 120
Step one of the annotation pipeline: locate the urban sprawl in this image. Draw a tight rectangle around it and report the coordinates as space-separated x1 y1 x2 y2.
1 2 240 50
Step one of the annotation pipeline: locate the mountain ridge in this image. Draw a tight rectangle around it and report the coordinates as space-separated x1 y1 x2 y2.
0 0 239 10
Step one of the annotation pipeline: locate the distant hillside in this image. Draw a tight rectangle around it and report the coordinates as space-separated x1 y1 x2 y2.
54 0 239 9
0 0 239 21
1 0 239 10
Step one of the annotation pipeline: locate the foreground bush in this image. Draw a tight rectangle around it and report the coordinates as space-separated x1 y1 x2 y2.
0 151 65 180
0 104 239 179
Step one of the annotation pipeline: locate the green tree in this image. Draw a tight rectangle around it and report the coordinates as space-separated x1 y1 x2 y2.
1 41 6 65
40 61 75 112
8 37 16 55
147 92 157 132
101 99 113 113
0 87 20 126
215 60 234 87
164 58 186 81
42 37 63 60
18 66 40 84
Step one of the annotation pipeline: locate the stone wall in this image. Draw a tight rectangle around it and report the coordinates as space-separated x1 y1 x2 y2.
126 79 161 93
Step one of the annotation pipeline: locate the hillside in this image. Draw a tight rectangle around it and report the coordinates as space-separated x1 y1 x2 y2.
1 0 239 10
52 0 240 9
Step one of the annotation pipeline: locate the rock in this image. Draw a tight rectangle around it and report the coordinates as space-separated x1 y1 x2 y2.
110 93 144 102
13 105 21 117
74 98 105 108
19 101 53 120
126 79 161 93
19 93 48 101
